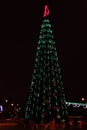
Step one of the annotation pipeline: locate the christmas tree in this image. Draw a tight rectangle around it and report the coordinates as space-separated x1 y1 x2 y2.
25 5 67 124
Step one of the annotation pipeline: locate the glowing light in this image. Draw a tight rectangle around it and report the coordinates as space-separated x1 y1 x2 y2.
5 99 8 102
19 107 21 110
43 5 50 17
25 16 67 121
0 105 3 112
11 103 14 106
81 98 85 101
66 101 87 108
85 105 87 108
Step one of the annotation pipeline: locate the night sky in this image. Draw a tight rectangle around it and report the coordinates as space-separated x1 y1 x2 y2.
0 0 87 106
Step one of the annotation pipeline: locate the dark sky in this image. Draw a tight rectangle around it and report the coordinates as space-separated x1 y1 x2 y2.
0 0 87 106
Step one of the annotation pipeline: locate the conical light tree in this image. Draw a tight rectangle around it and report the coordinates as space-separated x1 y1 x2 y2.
25 5 67 124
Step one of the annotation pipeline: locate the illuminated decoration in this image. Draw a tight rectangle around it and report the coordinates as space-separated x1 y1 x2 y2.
66 101 87 108
25 8 67 124
0 105 3 113
43 5 50 17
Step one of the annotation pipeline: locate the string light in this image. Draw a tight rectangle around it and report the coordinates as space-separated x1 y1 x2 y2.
25 16 67 122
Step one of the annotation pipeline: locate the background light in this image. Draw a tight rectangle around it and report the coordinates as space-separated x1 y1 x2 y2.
5 99 8 102
81 98 85 101
0 105 3 112
11 103 14 106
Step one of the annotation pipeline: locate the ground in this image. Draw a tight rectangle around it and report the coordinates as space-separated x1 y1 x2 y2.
0 118 87 130
0 126 87 130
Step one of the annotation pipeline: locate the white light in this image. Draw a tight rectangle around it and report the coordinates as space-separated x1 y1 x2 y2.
5 99 8 102
73 105 76 107
81 98 85 101
77 105 80 108
0 105 3 112
11 103 14 106
85 105 87 108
